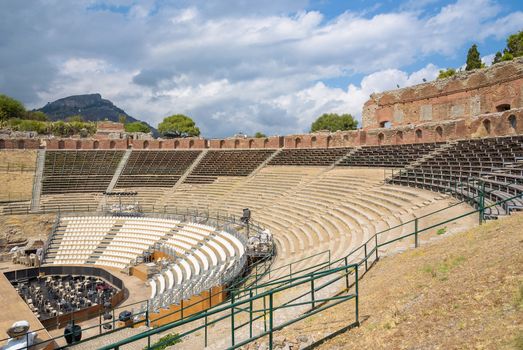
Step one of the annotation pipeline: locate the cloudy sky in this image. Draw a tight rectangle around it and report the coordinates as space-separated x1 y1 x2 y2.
0 0 522 137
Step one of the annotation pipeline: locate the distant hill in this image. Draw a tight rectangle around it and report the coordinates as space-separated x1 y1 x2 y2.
36 93 156 134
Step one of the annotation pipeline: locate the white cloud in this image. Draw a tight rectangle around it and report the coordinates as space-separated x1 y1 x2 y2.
1 0 521 137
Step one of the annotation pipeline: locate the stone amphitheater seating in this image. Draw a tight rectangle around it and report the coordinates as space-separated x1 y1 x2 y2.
389 136 523 217
115 150 201 188
268 148 351 166
43 215 246 308
186 149 275 183
338 143 443 168
41 150 124 194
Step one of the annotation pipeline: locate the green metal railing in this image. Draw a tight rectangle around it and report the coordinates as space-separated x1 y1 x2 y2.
99 263 359 350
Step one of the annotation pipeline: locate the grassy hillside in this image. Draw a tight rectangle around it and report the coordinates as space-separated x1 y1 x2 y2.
281 213 523 349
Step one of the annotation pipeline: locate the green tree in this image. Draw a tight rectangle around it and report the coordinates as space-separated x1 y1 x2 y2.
506 30 523 58
465 44 482 71
65 115 84 122
310 113 357 133
0 94 26 121
492 51 503 64
118 114 127 124
25 110 48 121
125 121 151 133
437 68 456 79
158 114 200 138
254 132 266 138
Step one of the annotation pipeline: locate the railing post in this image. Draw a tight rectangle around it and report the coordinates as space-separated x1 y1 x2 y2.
375 233 379 260
344 256 349 290
204 314 208 348
145 299 150 327
230 291 235 347
364 243 368 272
249 290 253 338
269 293 274 350
414 218 419 248
355 266 359 325
479 181 485 225
310 278 315 309
263 295 267 332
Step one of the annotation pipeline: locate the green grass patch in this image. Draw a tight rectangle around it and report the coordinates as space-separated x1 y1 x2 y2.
421 255 466 281
143 333 182 350
436 226 447 235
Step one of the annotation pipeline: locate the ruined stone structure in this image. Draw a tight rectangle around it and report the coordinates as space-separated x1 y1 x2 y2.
362 58 523 129
1 59 522 150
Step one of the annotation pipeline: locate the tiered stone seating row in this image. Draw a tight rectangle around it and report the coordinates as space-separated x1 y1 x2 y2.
187 150 275 180
268 148 351 166
43 216 246 306
115 150 202 188
42 150 124 194
338 143 443 168
389 136 523 217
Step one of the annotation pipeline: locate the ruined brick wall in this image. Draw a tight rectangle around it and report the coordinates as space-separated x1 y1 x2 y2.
362 58 523 130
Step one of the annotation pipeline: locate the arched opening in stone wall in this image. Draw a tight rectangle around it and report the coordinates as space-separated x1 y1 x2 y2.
415 129 423 142
58 140 65 149
76 141 82 149
343 134 349 141
263 138 269 148
483 119 491 134
93 140 99 149
17 140 24 149
110 140 116 149
158 141 163 149
0 140 5 149
189 140 194 149
234 139 240 149
127 144 132 149
380 121 391 128
174 140 180 149
143 140 149 149
496 104 511 112
435 126 443 140
311 136 317 147
378 133 384 145
508 115 517 130
395 131 403 144
219 140 225 149
248 139 254 148
326 136 332 148
295 137 302 148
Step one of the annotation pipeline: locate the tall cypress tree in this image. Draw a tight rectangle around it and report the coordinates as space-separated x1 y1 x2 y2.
465 44 482 71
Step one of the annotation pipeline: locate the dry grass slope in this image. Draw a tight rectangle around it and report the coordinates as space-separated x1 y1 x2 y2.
283 213 523 350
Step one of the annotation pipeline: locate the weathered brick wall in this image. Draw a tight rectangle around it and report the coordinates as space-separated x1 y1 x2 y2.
362 58 523 130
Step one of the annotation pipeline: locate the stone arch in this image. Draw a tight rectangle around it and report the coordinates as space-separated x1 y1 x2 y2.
109 140 116 149
263 138 269 148
378 133 385 145
76 140 82 149
496 104 511 112
93 140 99 149
219 140 225 149
326 135 332 148
415 129 423 142
435 126 443 140
58 140 65 149
143 140 149 149
234 139 240 149
483 119 491 134
248 139 254 149
158 141 163 149
295 137 302 148
508 114 517 130
17 140 24 149
380 121 391 128
0 139 5 149
174 140 180 149
311 136 317 147
189 140 194 149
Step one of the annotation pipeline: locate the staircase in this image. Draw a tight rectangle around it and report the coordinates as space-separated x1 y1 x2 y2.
157 150 209 206
30 149 46 211
86 220 124 263
98 149 132 210
404 142 456 170
248 149 282 177
332 147 361 168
